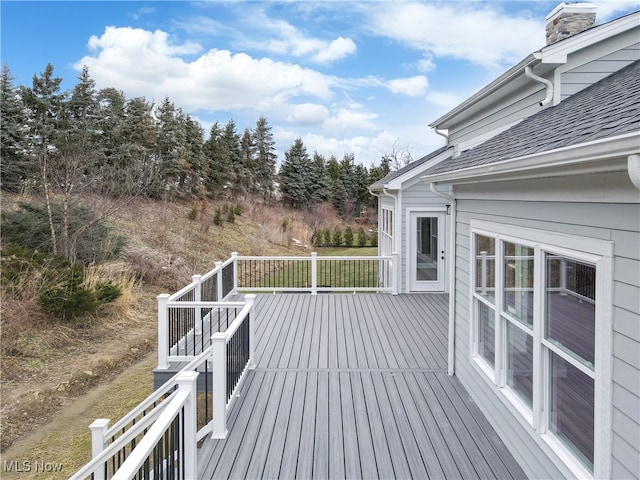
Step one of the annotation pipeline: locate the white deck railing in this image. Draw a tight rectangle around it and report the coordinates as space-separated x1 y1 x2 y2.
71 295 255 480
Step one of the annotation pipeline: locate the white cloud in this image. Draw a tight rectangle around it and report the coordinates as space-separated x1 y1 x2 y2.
366 3 544 69
387 76 429 96
242 15 356 65
287 103 330 125
324 108 378 131
426 91 464 110
592 0 640 20
312 37 357 64
76 26 335 112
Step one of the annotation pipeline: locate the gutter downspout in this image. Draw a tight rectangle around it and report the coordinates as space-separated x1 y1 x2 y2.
383 187 401 295
628 154 640 190
434 128 449 144
525 66 553 106
429 182 457 376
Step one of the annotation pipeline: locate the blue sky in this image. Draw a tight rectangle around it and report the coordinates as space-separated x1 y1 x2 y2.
2 1 637 166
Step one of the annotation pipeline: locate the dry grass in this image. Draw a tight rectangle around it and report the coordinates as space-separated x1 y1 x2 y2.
0 193 323 460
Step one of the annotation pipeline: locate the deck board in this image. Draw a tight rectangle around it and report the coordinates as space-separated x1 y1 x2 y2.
197 294 527 479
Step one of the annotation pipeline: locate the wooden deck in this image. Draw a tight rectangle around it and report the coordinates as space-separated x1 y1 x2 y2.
197 294 527 479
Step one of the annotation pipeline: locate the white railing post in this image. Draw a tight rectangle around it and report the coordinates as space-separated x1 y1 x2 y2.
176 371 199 480
89 418 110 480
231 252 239 294
193 274 202 335
480 251 488 295
245 294 257 369
215 261 223 301
311 252 318 295
559 257 568 295
211 332 228 439
392 252 399 295
157 294 170 369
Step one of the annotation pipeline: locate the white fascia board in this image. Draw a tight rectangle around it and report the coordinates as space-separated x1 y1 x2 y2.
385 149 453 190
429 12 639 130
421 132 640 185
539 12 640 64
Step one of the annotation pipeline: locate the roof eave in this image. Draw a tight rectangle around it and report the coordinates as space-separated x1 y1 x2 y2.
421 132 640 185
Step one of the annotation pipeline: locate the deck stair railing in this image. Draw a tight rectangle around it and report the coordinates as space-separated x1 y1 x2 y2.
71 295 255 480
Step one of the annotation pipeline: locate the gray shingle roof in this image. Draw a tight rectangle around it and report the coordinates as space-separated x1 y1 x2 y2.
426 59 640 176
369 146 450 190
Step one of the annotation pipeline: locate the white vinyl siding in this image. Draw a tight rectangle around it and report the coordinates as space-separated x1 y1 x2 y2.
398 182 448 293
560 42 640 100
453 194 638 480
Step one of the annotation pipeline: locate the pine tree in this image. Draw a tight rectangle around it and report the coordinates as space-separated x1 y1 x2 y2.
252 116 277 201
182 115 206 194
223 119 242 197
279 138 312 208
239 127 255 195
155 97 187 193
309 152 331 204
20 63 66 255
0 65 29 192
203 121 233 196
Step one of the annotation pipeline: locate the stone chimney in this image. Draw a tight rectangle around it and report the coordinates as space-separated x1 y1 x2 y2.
545 3 597 45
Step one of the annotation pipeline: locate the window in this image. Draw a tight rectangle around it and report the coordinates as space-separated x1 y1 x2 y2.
470 221 612 479
380 208 394 256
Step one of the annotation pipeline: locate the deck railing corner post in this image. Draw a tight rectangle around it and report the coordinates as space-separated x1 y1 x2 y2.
311 252 318 295
392 252 399 295
193 274 202 334
176 371 199 479
215 261 223 301
157 294 170 370
211 332 228 439
89 418 110 480
231 252 239 294
245 294 257 369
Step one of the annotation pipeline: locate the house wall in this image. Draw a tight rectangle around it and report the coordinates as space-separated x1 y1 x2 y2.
451 172 639 479
447 81 547 150
560 39 640 100
399 180 449 293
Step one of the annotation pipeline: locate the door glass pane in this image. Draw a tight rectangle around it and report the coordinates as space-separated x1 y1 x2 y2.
477 299 495 367
550 352 594 470
503 242 534 327
475 234 496 304
546 254 595 367
506 321 533 407
416 217 438 281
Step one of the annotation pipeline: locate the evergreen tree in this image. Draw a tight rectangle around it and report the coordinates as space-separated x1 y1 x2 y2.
308 152 330 204
239 127 255 195
223 119 242 196
182 115 205 194
20 63 66 255
203 121 233 196
122 96 157 195
252 116 277 201
155 97 186 193
280 138 312 208
0 65 29 192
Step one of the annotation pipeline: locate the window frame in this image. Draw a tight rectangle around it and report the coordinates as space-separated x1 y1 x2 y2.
469 220 613 480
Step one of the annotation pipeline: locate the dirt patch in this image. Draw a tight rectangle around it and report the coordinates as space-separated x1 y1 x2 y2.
1 353 157 479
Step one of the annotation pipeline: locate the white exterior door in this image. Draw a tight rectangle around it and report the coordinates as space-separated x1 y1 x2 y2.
409 211 446 292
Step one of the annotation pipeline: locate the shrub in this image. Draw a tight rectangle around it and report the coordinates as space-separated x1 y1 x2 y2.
322 228 332 247
234 202 243 216
357 226 367 247
369 229 378 247
213 208 223 226
226 208 235 224
187 202 198 221
1 201 126 265
344 226 354 247
1 245 126 320
332 227 343 247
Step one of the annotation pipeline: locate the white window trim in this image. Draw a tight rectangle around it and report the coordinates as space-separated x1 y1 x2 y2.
469 219 613 480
